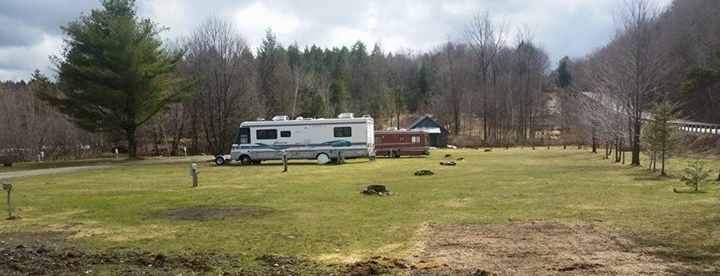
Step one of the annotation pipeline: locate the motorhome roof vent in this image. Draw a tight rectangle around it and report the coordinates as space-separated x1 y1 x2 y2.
256 117 265 121
295 116 304 120
337 113 354 119
362 114 372 118
272 115 289 121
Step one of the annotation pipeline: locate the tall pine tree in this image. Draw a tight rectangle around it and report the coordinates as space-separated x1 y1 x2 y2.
36 0 183 158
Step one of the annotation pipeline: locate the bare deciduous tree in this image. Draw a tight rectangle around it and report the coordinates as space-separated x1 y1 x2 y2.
181 17 262 155
466 10 509 140
1 79 101 161
594 0 669 165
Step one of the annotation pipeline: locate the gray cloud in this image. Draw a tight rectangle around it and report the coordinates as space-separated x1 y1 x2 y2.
1 0 101 35
0 16 45 47
0 0 672 81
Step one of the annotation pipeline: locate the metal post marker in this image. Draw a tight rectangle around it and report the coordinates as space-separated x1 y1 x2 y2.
337 150 345 164
2 182 12 219
189 163 198 187
114 148 119 159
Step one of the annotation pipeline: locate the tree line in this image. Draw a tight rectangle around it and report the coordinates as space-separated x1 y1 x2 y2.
567 0 718 169
0 0 717 161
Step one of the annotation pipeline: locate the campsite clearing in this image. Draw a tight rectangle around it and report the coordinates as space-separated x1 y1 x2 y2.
0 148 717 275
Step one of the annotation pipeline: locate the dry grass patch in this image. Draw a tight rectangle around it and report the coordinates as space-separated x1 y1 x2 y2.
317 252 363 263
411 220 696 275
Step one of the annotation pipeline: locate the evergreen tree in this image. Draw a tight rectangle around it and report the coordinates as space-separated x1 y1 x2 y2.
36 0 183 158
556 56 573 88
416 63 432 110
642 100 680 176
330 78 350 113
300 88 326 118
556 56 573 149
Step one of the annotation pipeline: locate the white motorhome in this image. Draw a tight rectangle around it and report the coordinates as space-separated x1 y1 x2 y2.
215 113 375 165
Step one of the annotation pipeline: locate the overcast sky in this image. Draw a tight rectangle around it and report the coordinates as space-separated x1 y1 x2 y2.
0 0 672 82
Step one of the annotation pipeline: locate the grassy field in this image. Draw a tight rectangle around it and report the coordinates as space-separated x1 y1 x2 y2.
0 148 718 274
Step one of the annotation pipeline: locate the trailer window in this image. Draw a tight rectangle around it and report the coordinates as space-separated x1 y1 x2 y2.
333 127 352 137
412 136 421 143
399 136 405 142
280 131 291 138
257 129 277 140
236 127 250 144
375 136 383 144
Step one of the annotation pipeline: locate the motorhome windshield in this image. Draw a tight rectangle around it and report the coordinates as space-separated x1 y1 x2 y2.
235 127 250 144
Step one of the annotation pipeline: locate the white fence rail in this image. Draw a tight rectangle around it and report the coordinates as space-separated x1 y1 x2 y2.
672 122 720 135
640 119 720 135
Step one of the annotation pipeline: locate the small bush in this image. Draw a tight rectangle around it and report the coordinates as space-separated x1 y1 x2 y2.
679 161 712 192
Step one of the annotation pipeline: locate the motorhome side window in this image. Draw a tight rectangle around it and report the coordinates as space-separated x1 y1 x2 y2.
412 136 420 143
280 131 291 138
333 127 352 137
236 127 250 144
257 129 277 140
375 136 383 144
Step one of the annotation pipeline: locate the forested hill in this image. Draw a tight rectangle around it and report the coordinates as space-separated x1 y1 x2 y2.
573 0 719 124
0 0 717 159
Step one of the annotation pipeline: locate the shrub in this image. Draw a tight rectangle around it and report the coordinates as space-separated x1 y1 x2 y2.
679 161 712 192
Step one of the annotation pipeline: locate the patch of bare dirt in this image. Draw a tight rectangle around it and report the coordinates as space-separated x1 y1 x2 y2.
409 220 692 276
256 253 304 266
244 254 328 276
0 231 241 276
0 231 68 250
0 231 327 276
161 205 273 221
335 258 410 276
0 247 243 276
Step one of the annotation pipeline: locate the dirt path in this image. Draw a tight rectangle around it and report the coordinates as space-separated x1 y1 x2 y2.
0 157 209 180
408 220 697 276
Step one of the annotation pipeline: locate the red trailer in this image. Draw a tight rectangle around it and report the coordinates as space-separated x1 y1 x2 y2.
374 130 431 158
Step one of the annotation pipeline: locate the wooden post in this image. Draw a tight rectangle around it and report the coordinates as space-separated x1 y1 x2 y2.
2 182 12 219
189 163 198 187
283 151 288 171
6 188 10 219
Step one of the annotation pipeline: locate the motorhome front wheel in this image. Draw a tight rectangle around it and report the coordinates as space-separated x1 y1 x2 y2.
240 155 252 165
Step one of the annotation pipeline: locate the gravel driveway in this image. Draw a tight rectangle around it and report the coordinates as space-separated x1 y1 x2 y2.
0 157 209 180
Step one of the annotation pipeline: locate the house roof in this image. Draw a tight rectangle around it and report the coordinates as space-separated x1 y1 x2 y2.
408 115 449 134
412 127 441 134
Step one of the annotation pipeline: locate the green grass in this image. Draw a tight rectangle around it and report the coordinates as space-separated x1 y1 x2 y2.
0 148 718 270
